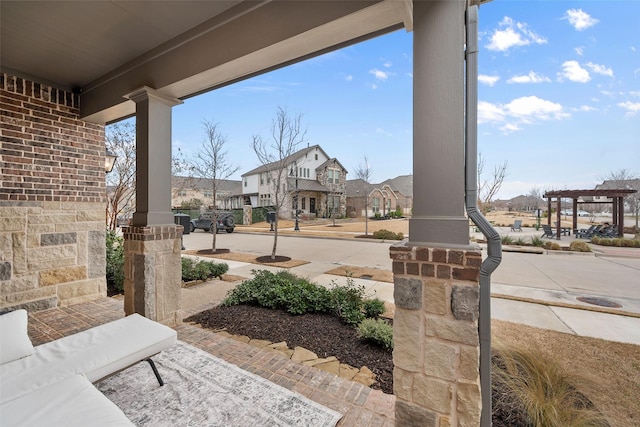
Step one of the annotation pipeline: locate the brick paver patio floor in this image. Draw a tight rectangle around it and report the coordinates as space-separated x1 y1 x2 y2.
26 297 395 426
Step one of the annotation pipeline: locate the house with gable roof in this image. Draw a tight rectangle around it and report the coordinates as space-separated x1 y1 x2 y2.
239 145 347 218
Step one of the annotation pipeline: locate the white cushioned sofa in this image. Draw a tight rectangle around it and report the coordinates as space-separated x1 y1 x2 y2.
0 309 177 426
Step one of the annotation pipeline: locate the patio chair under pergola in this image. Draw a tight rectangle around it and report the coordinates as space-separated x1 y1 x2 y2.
543 189 637 239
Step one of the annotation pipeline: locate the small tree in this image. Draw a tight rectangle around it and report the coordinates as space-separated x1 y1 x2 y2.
478 151 508 211
252 107 307 260
189 119 239 252
354 156 373 236
106 122 136 230
602 169 639 228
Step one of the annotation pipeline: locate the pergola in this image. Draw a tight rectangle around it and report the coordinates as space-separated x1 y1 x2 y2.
543 189 637 239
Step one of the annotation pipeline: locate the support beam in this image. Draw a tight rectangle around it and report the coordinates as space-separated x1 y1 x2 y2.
409 0 467 245
125 87 182 227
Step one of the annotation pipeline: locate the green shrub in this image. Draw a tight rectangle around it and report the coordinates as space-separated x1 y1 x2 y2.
569 241 591 252
182 257 229 282
363 298 386 318
591 237 640 248
329 277 366 325
372 229 404 240
530 236 544 247
358 318 393 350
224 270 331 315
501 235 514 245
374 212 381 219
514 237 527 246
106 229 125 294
395 207 403 217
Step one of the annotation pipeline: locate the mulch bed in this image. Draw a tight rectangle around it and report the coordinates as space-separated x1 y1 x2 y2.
255 255 292 263
185 304 394 394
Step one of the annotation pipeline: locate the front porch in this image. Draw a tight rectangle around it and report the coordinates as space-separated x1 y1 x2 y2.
26 297 395 426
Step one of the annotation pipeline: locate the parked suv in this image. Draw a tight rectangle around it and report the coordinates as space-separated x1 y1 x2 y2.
190 212 235 233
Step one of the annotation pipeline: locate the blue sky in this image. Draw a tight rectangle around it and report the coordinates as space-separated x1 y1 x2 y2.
163 1 640 200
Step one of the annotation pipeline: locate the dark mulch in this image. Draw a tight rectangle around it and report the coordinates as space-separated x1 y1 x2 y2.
255 255 292 263
197 249 230 255
185 304 394 394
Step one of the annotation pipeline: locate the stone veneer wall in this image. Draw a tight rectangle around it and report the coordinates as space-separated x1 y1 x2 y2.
390 243 482 427
1 74 107 312
122 225 182 326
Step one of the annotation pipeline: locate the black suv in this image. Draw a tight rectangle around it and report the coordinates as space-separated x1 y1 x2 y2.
190 212 235 233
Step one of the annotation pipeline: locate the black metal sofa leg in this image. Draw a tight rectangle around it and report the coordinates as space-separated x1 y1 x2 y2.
146 358 164 386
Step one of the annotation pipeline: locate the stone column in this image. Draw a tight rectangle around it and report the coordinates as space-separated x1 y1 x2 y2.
122 87 183 326
392 244 482 426
392 1 483 425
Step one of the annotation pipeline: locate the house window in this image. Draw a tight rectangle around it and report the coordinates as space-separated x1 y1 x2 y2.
306 168 310 178
244 179 247 187
302 197 306 210
315 154 318 160
204 192 213 198
386 199 391 212
178 190 187 197
372 197 380 213
328 195 340 214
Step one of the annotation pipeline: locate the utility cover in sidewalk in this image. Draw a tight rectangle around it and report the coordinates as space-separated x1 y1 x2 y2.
577 296 622 308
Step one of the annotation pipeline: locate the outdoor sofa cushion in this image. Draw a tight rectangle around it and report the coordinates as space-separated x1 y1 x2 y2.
0 313 177 404
0 309 35 364
2 373 133 426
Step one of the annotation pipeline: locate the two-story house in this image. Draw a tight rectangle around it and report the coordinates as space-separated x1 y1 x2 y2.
239 145 347 218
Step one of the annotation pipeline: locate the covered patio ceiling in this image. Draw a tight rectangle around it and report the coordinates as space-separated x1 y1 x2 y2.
1 0 412 124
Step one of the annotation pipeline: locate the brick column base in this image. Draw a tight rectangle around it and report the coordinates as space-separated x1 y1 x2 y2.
123 225 183 326
391 242 482 427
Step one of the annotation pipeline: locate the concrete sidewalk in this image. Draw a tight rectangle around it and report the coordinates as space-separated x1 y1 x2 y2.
181 232 640 346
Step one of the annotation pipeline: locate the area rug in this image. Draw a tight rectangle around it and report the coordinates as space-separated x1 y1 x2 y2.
96 341 342 427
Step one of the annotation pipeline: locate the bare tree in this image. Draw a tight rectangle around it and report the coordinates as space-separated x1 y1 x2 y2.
106 122 136 230
478 151 508 211
252 107 307 260
354 156 373 236
602 169 639 228
189 119 240 252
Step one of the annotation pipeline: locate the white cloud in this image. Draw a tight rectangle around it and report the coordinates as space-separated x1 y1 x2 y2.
507 71 550 84
478 75 500 86
632 46 637 52
564 9 599 31
618 101 640 116
344 75 353 82
499 123 522 134
486 17 547 52
558 60 591 83
369 68 390 81
478 96 569 133
375 128 393 137
629 91 640 97
574 46 584 56
586 62 614 77
573 105 598 112
383 61 393 68
369 83 378 90
478 101 506 124
505 96 568 121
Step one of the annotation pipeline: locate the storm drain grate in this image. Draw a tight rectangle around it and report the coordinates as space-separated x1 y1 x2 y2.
359 275 373 280
576 297 622 308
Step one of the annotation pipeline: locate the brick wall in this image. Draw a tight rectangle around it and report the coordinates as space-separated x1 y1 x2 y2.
1 74 108 312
